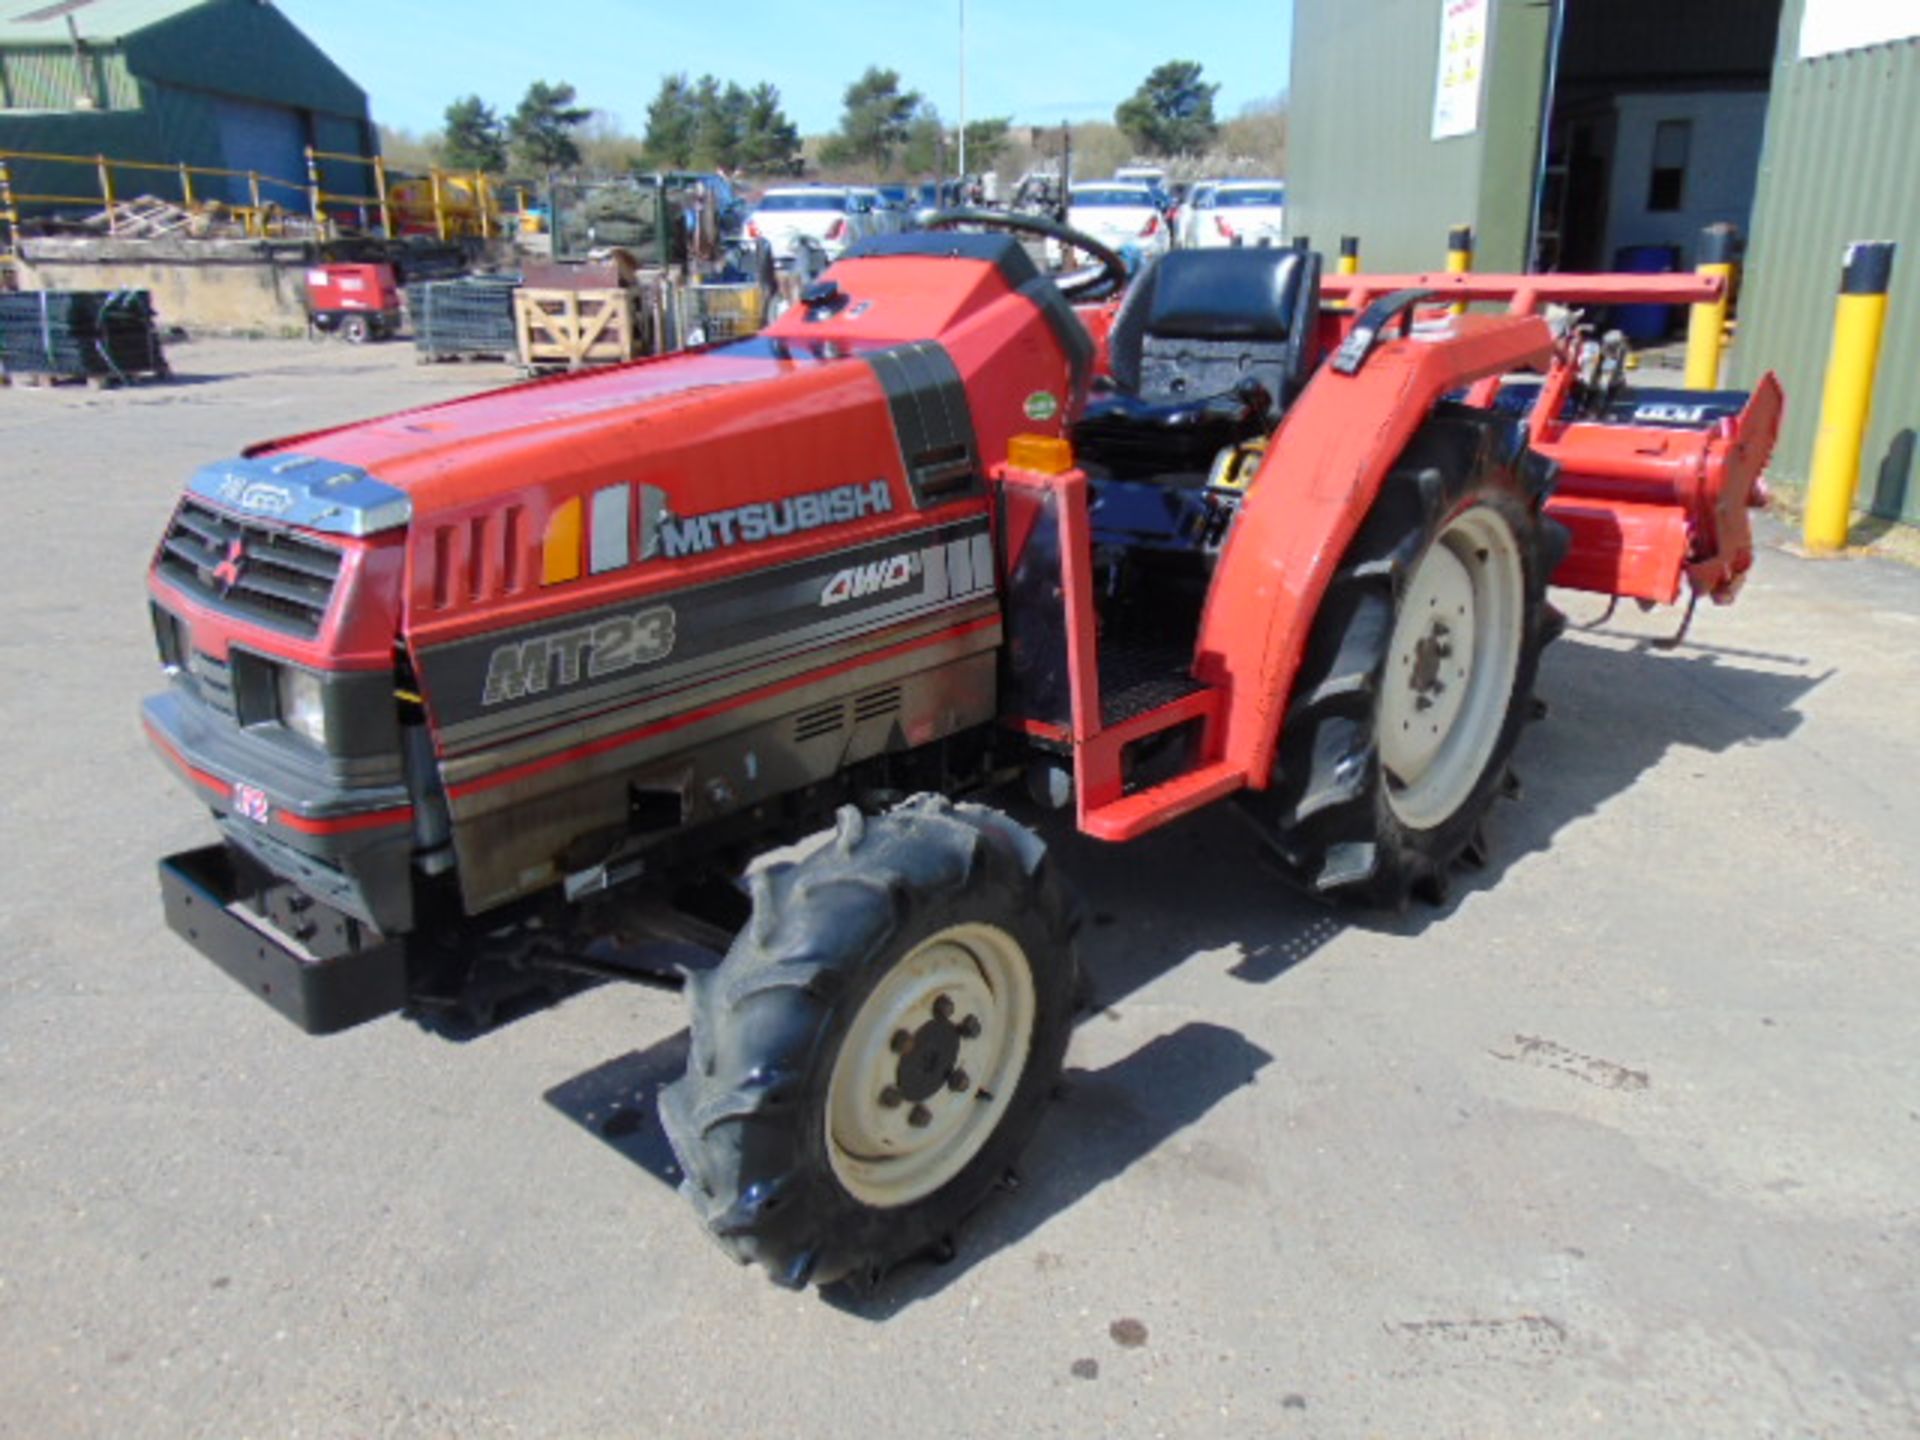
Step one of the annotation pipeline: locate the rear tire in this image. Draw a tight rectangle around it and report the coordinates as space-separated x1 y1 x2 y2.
1243 403 1564 907
341 314 371 345
659 796 1080 1291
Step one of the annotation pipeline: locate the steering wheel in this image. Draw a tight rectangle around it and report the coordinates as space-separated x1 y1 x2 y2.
922 207 1131 302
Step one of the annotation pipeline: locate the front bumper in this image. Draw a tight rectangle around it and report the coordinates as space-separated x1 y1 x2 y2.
143 690 416 933
160 844 409 1034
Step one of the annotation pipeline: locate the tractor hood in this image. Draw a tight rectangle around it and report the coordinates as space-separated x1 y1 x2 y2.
198 236 1090 653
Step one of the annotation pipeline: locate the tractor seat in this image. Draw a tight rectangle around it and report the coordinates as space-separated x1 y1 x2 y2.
1073 246 1321 480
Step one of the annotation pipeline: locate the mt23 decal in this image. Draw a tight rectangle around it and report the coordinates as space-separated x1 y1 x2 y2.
482 606 677 706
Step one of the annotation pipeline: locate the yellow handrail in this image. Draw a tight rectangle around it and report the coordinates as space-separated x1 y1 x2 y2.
0 144 500 247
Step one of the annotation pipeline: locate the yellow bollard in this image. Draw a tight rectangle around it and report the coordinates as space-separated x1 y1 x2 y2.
1683 223 1738 390
1804 241 1896 553
1447 223 1472 315
1337 235 1359 276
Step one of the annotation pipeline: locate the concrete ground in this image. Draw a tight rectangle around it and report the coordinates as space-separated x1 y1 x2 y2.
2 338 1916 1439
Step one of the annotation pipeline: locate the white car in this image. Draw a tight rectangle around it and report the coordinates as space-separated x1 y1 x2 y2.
850 187 900 236
746 187 881 262
1174 180 1220 248
1047 182 1171 270
1187 180 1288 249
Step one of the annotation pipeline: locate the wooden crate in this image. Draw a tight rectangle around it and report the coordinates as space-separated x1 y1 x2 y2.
514 287 639 370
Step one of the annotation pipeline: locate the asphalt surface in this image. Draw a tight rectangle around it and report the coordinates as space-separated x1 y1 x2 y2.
3 338 1917 1438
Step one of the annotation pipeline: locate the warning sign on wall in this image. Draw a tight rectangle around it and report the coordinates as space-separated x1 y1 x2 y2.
1431 0 1491 140
1798 0 1920 59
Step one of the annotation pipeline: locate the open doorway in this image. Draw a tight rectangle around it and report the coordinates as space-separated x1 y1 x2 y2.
1534 0 1783 279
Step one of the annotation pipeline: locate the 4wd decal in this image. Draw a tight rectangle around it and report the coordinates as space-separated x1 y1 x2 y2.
482 605 677 706
820 553 919 607
658 480 893 559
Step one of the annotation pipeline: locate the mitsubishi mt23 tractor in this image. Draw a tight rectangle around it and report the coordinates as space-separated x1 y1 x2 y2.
144 213 1782 1291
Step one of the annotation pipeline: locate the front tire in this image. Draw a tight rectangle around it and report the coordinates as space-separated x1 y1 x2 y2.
1244 404 1563 907
659 796 1080 1291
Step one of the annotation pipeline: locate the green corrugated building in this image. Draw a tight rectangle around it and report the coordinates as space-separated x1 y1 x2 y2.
1289 0 1920 525
0 0 374 216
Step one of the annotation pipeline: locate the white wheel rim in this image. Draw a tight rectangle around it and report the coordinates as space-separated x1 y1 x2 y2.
1378 505 1525 831
825 923 1036 1209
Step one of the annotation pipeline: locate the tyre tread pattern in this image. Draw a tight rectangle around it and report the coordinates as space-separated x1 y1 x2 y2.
1246 403 1562 908
659 795 1080 1291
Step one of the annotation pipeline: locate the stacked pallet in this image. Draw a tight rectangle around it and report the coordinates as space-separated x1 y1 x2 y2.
0 290 167 382
408 277 520 361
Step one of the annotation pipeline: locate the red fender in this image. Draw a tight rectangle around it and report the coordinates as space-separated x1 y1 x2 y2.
1192 313 1556 790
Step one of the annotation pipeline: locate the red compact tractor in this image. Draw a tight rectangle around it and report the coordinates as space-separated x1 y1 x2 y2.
145 214 1780 1291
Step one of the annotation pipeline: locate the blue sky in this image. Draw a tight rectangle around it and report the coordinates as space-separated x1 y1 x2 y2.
275 0 1292 138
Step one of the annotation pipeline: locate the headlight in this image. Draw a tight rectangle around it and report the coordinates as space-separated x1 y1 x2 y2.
277 666 328 747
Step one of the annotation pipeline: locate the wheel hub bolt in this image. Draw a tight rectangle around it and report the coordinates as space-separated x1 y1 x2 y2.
932 995 955 1021
879 1085 904 1108
908 1103 933 1128
957 1014 982 1040
947 1068 970 1093
890 1028 912 1054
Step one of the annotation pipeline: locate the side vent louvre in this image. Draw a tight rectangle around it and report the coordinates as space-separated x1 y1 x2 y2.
853 686 903 723
793 702 846 743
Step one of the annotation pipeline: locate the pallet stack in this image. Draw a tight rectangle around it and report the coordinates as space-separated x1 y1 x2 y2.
0 290 168 384
408 277 520 361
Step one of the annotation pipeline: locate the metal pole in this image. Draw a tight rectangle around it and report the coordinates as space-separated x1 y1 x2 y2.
305 145 324 234
1447 223 1473 316
957 0 967 184
1683 223 1737 390
1805 241 1897 553
96 153 116 232
247 171 262 235
177 162 194 209
374 154 391 238
0 158 15 254
430 169 447 242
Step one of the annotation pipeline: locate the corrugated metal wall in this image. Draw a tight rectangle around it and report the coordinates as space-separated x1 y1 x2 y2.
125 0 366 119
1288 0 1550 273
1734 0 1920 522
1290 0 1485 271
1 0 377 223
1 46 138 110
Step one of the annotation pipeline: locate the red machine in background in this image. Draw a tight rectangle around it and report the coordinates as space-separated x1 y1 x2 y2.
303 262 402 344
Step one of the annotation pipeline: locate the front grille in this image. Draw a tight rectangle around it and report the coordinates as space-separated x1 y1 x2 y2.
157 499 344 638
189 649 237 720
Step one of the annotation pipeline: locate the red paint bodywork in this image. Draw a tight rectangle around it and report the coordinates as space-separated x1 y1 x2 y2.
1002 269 1781 840
304 263 401 317
150 251 1785 866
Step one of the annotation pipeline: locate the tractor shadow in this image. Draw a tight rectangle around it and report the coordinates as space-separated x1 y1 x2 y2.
828 1021 1272 1317
541 617 1824 1305
542 1020 1273 1317
1472 621 1828 902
